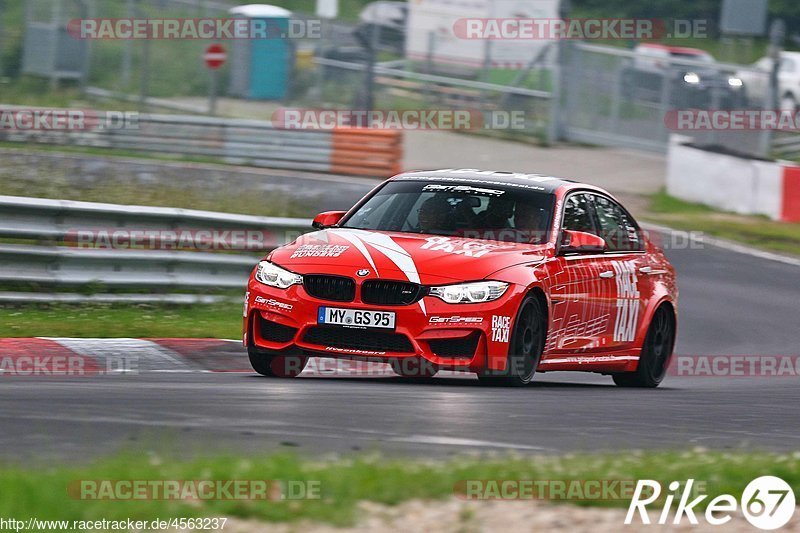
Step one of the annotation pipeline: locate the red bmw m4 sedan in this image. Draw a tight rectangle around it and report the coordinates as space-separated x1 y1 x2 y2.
244 169 677 387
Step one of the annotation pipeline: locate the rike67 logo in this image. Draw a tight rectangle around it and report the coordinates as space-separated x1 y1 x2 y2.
626 477 795 530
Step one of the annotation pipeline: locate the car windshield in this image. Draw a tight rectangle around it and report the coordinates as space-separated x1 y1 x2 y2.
341 179 555 244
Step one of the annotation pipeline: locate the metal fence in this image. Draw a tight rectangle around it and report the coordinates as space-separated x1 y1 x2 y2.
313 56 555 142
559 41 776 157
0 195 311 303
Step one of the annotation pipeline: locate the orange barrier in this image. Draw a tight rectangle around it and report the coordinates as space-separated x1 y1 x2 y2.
330 128 403 177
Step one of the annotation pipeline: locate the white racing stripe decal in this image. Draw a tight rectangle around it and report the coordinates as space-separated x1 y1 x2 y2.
334 230 380 276
335 229 427 314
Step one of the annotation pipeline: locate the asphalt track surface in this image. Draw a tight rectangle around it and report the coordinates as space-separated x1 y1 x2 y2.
1 231 799 462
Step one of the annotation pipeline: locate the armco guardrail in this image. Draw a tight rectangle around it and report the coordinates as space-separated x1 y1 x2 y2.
0 108 403 178
0 195 312 303
773 134 800 160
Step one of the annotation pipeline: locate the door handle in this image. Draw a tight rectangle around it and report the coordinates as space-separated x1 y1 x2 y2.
599 271 615 279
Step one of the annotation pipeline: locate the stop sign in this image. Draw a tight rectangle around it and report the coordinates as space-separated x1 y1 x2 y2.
203 43 227 70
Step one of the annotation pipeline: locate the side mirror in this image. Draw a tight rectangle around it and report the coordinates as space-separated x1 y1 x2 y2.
559 230 607 255
312 211 346 229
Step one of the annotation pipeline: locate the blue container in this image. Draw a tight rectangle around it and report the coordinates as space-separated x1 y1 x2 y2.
229 5 292 100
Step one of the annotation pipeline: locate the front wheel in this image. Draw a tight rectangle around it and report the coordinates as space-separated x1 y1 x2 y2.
478 295 545 387
248 347 308 378
613 305 675 388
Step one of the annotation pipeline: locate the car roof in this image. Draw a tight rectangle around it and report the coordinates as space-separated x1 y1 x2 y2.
390 168 610 196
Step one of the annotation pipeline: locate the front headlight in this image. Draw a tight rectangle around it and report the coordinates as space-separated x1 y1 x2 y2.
683 72 700 84
254 261 303 289
728 77 743 88
429 281 508 304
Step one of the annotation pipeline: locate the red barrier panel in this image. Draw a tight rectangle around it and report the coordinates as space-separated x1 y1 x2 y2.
781 166 800 222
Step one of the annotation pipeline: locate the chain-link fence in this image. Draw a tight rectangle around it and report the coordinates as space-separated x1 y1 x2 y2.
17 0 329 106
559 41 779 158
8 1 800 160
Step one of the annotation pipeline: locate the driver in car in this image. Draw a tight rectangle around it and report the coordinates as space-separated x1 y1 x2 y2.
416 196 452 234
514 202 548 244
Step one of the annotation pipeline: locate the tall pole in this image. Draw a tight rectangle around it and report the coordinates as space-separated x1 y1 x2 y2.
121 0 134 88
760 19 785 158
363 23 379 120
139 37 150 110
209 69 218 115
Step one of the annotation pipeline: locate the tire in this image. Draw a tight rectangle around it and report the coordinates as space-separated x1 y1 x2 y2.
390 357 438 378
248 347 308 378
613 305 675 388
478 295 545 387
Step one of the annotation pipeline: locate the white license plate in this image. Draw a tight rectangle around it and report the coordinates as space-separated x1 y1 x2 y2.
318 307 396 329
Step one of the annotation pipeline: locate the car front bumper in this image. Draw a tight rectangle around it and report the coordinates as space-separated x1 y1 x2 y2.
243 277 527 372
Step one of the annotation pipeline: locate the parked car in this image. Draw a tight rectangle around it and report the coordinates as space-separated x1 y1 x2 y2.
735 51 800 111
623 44 745 108
355 1 407 53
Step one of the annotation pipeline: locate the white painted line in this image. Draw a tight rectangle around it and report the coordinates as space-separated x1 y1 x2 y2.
388 434 548 451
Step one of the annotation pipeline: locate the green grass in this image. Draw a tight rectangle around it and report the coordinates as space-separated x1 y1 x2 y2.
0 302 243 338
0 140 225 165
0 146 312 217
1 451 798 529
644 191 800 257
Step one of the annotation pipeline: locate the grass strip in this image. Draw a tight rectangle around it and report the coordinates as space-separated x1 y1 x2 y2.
1 451 798 528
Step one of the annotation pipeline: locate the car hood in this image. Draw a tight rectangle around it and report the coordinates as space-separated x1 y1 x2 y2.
269 228 547 284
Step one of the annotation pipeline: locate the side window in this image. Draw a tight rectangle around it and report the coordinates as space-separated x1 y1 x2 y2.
593 195 644 252
562 194 598 235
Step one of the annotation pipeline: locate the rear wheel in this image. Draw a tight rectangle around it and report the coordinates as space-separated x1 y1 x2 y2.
248 347 307 378
478 295 545 387
613 305 675 388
